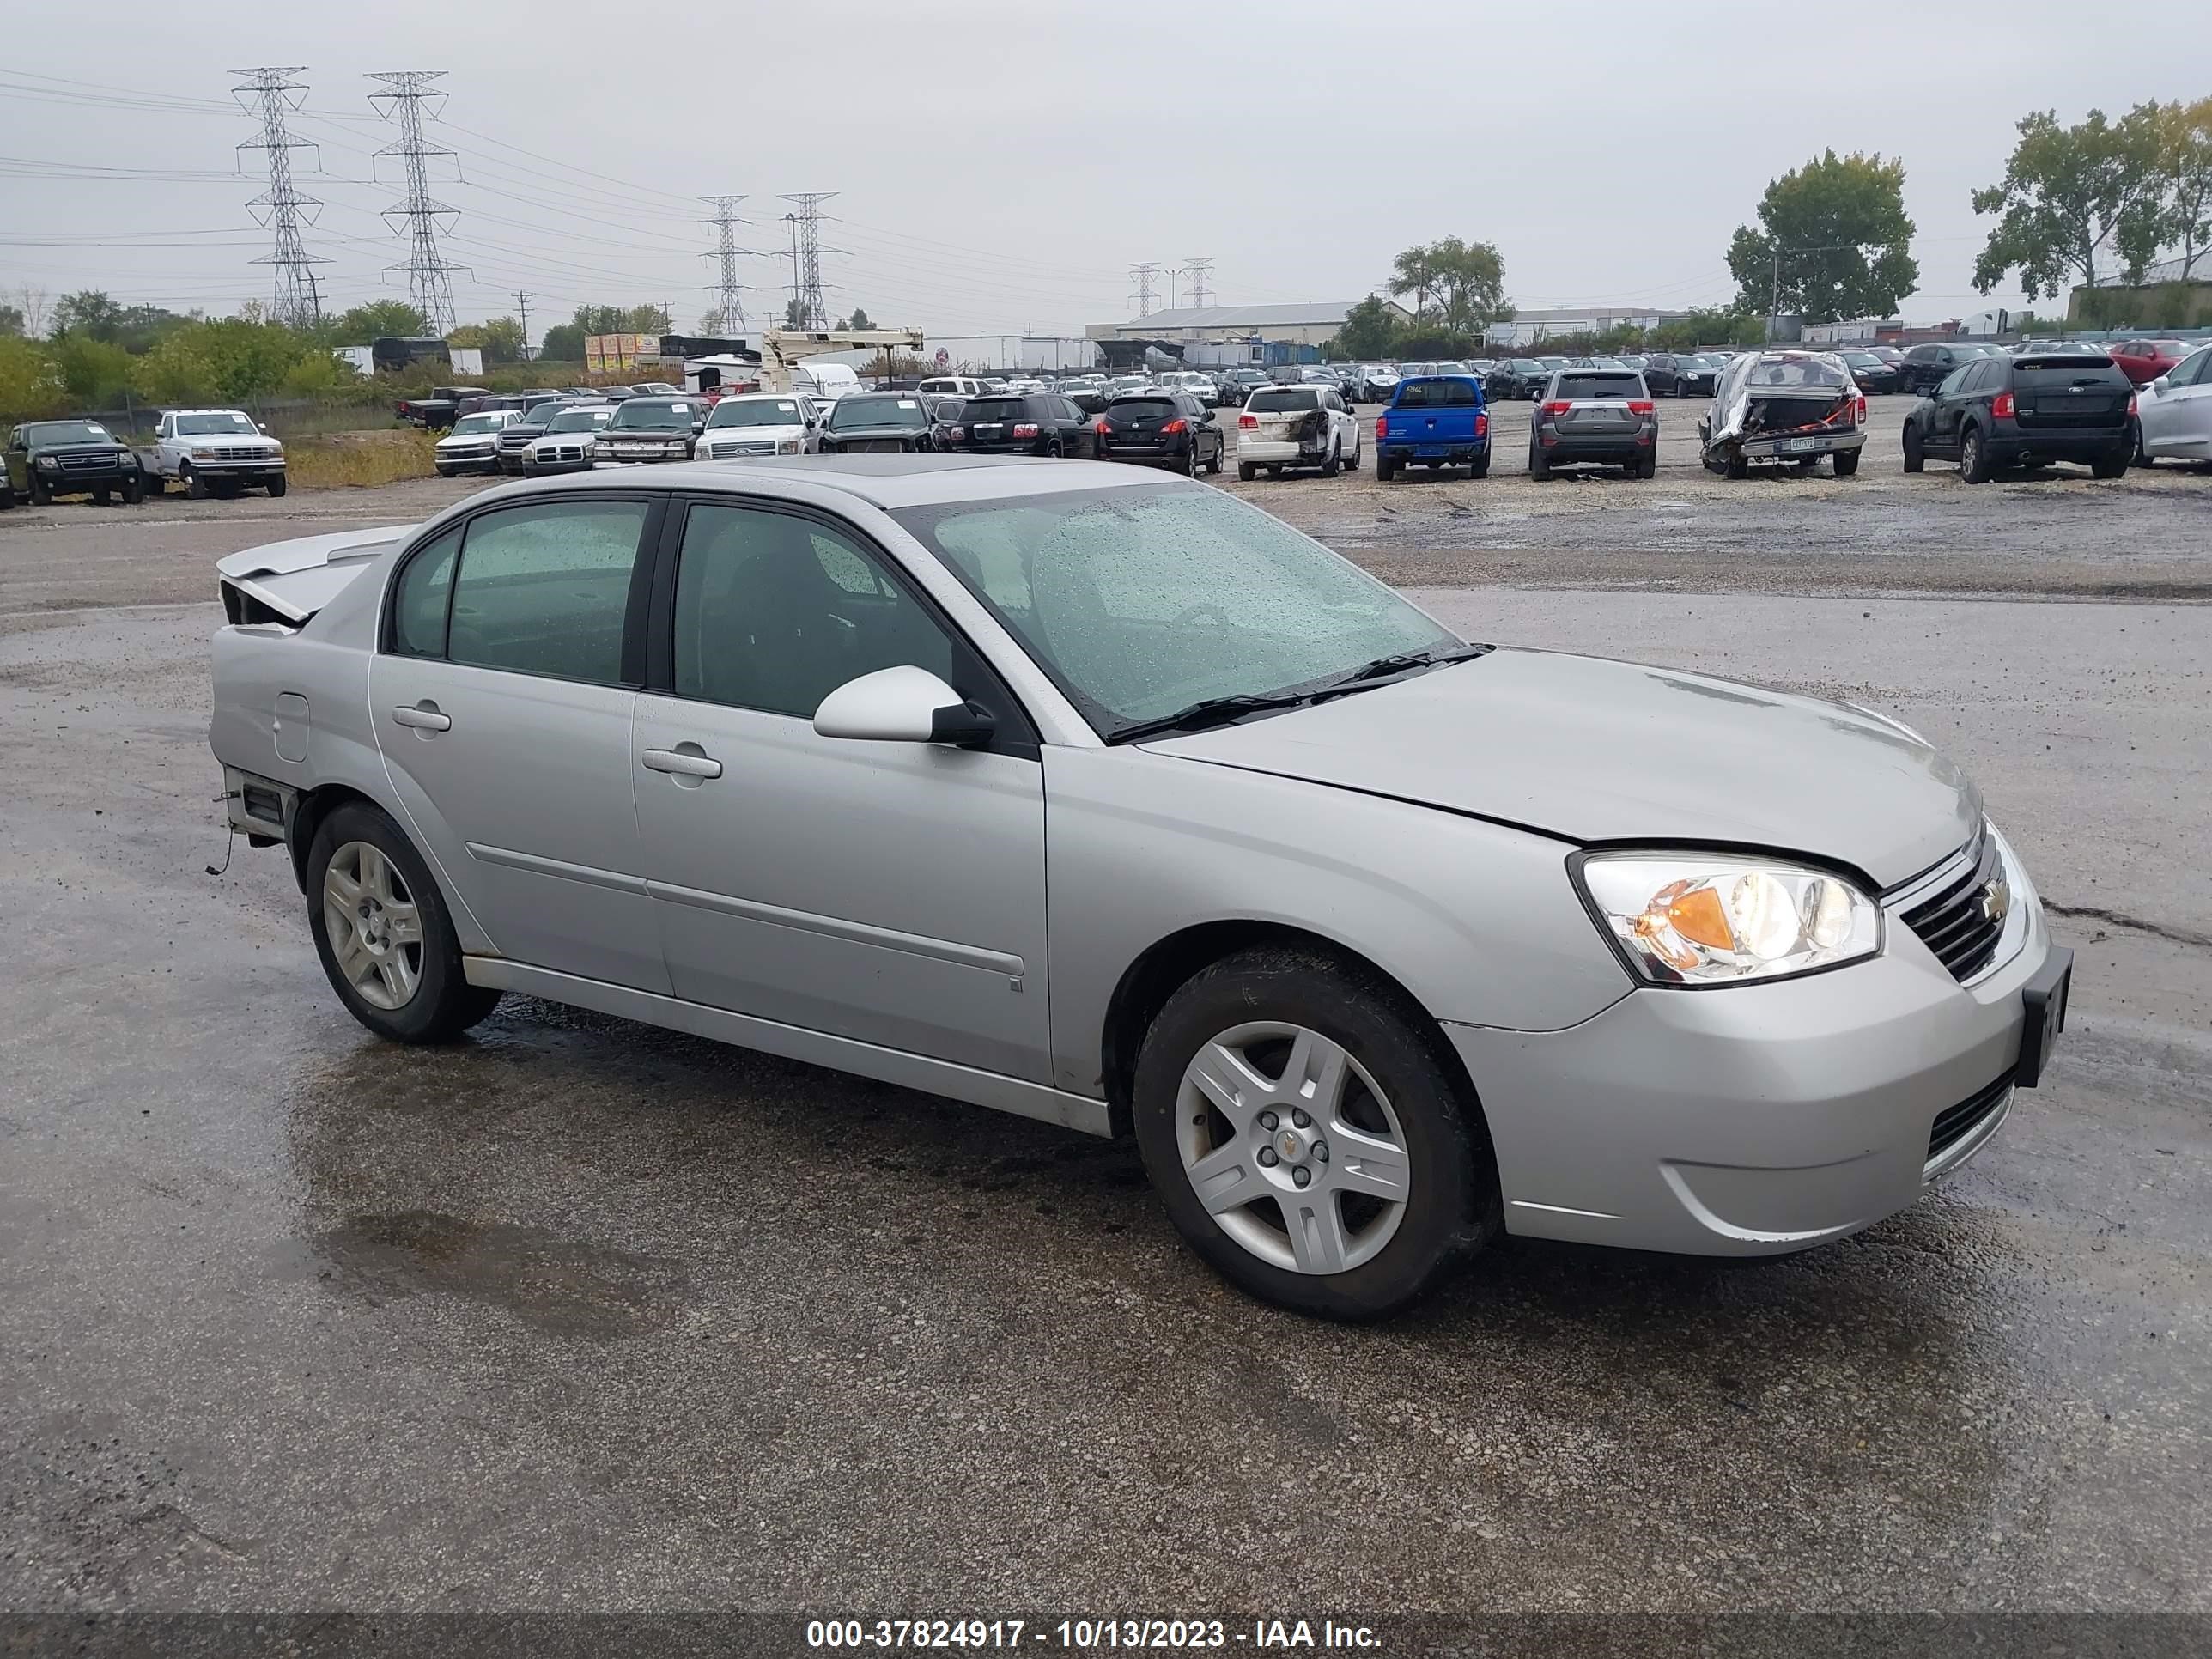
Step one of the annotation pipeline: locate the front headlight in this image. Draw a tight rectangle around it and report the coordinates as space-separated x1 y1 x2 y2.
1576 852 1881 986
190 446 216 460
778 438 801 453
35 454 58 469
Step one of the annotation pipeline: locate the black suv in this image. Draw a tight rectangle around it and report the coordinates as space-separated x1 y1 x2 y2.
1899 341 2002 396
939 393 1099 458
3 419 144 507
1902 350 2135 482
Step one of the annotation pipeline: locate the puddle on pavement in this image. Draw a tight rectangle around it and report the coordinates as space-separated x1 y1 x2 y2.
306 1209 684 1340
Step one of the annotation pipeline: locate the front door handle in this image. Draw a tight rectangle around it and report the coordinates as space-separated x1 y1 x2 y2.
391 702 451 732
642 746 722 780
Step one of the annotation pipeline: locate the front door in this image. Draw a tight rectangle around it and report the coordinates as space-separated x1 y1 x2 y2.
370 495 669 992
633 498 1051 1082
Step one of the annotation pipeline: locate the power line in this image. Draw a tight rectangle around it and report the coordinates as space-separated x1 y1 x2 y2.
1184 257 1212 309
700 195 754 333
368 70 468 333
231 67 327 329
780 193 841 331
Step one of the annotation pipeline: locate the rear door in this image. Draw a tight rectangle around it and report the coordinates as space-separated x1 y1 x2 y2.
370 495 668 991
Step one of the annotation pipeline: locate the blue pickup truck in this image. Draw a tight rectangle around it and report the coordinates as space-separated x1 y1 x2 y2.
1373 374 1490 481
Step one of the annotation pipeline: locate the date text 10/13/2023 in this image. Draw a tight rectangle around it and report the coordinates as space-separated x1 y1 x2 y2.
805 1618 1382 1650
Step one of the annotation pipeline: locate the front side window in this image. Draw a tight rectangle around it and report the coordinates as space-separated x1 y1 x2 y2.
672 504 955 718
896 485 1455 737
441 501 649 684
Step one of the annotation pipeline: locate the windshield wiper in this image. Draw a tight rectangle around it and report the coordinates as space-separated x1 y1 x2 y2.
1107 690 1328 745
1316 642 1492 695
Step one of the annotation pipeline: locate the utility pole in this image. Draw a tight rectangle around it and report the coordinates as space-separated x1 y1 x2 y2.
700 195 754 334
779 193 840 331
1184 257 1212 309
514 289 532 357
368 70 468 335
231 67 327 330
1129 263 1158 319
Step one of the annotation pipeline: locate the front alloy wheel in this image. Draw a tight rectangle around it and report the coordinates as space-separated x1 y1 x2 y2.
1176 1022 1408 1275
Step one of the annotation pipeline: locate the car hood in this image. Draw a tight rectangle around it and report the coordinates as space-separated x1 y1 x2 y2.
37 441 131 456
1141 648 1979 890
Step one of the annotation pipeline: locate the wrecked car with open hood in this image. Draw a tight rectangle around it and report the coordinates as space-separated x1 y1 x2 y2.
1698 349 1868 478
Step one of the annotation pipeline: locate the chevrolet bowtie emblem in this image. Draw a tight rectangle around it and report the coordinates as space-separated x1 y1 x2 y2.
1980 878 2012 925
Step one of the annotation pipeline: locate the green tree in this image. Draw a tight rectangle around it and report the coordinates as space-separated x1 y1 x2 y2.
570 303 670 337
52 334 135 405
330 300 431 341
538 323 585 362
0 336 64 417
0 304 22 338
1972 108 2165 298
1726 151 1918 325
846 305 872 331
1330 295 1404 359
131 332 218 405
447 316 526 365
50 290 128 343
2128 97 2212 280
782 298 808 328
1388 238 1510 337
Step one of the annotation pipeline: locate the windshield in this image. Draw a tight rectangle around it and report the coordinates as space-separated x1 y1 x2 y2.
449 414 505 434
1841 353 1881 367
522 402 568 424
175 412 258 436
894 485 1458 737
708 398 805 428
546 408 611 432
611 400 696 429
1247 388 1322 412
830 396 925 428
26 421 116 446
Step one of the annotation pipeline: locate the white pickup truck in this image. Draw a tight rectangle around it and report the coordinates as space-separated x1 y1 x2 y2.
139 409 287 498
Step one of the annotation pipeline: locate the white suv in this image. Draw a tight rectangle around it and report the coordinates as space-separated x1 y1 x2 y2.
1235 384 1363 480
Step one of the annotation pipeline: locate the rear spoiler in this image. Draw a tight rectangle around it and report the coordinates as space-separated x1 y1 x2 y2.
216 524 416 628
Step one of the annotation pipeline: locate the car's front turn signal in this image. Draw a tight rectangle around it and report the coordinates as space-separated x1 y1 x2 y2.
1575 853 1881 986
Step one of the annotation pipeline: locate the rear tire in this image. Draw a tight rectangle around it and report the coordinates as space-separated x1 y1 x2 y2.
1633 449 1657 479
1958 425 1993 483
1467 451 1489 480
1131 945 1499 1322
307 801 502 1045
1902 423 1925 472
2090 449 2129 480
1832 448 1860 477
1237 461 1256 483
1376 455 1397 483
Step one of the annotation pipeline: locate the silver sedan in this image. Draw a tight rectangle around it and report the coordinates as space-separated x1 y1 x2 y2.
210 458 2069 1319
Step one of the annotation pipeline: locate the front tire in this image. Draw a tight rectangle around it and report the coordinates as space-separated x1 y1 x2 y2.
183 465 208 501
267 475 287 497
307 801 502 1044
1376 454 1397 483
1322 441 1340 478
1132 946 1498 1320
1902 423 1925 472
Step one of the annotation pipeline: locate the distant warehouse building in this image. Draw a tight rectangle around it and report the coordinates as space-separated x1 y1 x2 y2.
1087 301 1412 367
1486 306 1697 347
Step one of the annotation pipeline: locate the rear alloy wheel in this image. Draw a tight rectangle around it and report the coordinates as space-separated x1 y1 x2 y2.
1958 425 1992 483
1133 947 1498 1321
307 802 502 1044
1902 424 1925 472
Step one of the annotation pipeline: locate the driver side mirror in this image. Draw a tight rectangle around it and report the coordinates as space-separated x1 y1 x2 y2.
2149 375 2170 396
813 665 995 750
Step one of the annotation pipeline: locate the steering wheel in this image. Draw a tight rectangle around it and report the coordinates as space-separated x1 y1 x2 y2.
1170 603 1231 629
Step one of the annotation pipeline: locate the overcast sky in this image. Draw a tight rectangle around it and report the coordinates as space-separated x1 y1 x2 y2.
4 0 2208 343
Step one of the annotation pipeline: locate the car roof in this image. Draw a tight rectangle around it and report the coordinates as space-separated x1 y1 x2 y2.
479 454 1168 510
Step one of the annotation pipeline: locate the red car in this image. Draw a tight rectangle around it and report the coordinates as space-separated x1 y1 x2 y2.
2106 338 2192 386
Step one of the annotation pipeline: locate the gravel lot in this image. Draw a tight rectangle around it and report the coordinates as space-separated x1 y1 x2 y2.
2 423 2208 1626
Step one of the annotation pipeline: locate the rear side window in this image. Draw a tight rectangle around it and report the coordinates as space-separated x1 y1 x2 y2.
444 501 650 684
389 526 461 658
1396 379 1479 407
1556 374 1643 400
1247 389 1322 413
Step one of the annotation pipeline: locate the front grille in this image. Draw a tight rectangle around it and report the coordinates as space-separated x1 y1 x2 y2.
708 439 776 458
535 444 586 464
58 453 116 471
1929 1074 2012 1162
1900 831 2006 981
210 446 267 461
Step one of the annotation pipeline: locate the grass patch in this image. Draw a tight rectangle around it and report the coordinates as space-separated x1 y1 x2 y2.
285 428 440 489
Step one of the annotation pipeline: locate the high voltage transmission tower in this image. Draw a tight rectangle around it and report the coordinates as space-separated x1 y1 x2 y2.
779 193 841 330
368 70 469 334
1183 257 1212 308
1128 263 1158 318
700 195 754 333
231 67 327 329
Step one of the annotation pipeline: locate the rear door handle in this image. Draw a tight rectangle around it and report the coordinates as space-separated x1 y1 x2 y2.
390 703 452 732
642 747 722 780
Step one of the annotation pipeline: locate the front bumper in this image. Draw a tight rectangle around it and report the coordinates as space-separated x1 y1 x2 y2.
1452 834 2060 1255
597 442 692 464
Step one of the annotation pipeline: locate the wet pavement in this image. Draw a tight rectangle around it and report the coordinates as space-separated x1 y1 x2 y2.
2 464 2208 1617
